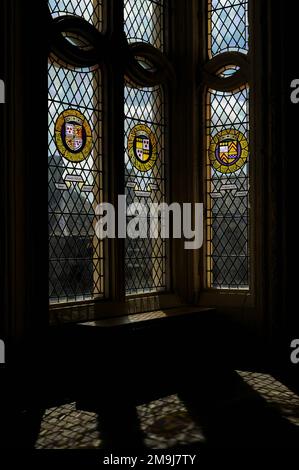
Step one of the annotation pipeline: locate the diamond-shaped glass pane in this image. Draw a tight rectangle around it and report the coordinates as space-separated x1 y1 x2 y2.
48 0 102 31
206 87 250 289
124 85 167 295
48 57 104 304
208 0 248 57
124 0 164 50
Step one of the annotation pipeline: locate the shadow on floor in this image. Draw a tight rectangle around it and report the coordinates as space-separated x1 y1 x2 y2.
1 370 299 450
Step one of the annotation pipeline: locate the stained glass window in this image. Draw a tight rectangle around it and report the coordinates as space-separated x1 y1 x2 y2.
206 0 250 289
48 1 104 303
124 0 166 295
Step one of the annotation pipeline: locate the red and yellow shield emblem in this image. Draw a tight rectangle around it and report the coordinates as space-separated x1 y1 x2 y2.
55 109 92 163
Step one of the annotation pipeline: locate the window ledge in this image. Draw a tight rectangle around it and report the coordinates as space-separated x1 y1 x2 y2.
76 305 215 330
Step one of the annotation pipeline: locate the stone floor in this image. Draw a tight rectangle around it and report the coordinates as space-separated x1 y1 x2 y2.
238 371 299 428
35 371 299 449
35 394 205 449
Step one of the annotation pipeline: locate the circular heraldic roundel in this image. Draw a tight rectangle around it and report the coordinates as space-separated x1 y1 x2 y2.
55 109 93 163
208 128 249 174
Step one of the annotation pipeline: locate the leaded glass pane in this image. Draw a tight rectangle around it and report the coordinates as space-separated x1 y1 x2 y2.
124 0 164 50
124 86 166 294
48 57 104 303
208 0 249 57
206 87 250 289
48 0 103 31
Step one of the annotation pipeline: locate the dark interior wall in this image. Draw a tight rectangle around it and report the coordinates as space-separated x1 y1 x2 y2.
275 1 298 374
0 0 49 363
255 0 288 362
